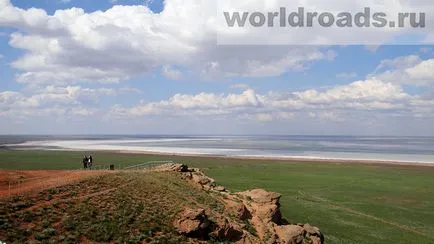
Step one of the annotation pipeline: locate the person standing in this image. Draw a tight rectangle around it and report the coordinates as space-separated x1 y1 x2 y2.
83 155 88 169
88 155 93 169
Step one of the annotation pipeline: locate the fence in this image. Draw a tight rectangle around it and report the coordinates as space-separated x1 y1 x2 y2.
122 161 174 170
84 160 174 171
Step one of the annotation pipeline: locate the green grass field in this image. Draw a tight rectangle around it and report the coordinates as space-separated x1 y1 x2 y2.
1 150 434 243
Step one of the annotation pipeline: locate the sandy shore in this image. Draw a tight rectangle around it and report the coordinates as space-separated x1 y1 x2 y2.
113 149 434 167
6 146 434 167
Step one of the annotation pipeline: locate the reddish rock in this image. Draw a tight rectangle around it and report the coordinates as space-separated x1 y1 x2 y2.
173 208 210 238
225 200 250 220
303 223 321 236
212 218 245 242
275 225 306 244
165 165 326 244
192 173 214 185
310 236 323 244
303 223 324 244
153 163 188 172
239 189 281 204
239 189 282 224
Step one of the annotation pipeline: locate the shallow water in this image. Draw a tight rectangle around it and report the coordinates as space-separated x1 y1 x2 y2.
3 135 434 163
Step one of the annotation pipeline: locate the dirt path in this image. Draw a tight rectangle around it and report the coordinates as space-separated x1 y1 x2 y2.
0 170 109 198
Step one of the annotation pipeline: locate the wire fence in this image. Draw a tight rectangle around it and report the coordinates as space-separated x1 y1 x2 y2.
122 161 174 170
80 160 174 171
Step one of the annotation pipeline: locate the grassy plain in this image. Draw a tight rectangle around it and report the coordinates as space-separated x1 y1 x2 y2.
1 150 434 243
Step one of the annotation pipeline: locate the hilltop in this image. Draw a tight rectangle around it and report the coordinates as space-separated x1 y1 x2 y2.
1 164 324 243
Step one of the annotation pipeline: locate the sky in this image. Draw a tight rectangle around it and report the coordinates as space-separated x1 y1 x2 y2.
0 0 434 135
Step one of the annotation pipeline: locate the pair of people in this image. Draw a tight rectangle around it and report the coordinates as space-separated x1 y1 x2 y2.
82 155 93 169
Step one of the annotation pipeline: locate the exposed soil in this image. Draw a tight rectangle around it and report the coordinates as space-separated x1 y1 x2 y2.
0 170 108 198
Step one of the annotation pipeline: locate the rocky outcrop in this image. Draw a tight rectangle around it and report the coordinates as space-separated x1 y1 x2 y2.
225 200 251 220
173 208 210 238
155 163 325 244
275 224 305 244
156 163 227 192
173 208 257 243
238 189 282 224
302 224 324 244
153 163 189 172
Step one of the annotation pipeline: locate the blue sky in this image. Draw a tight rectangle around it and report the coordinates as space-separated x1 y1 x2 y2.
0 0 434 135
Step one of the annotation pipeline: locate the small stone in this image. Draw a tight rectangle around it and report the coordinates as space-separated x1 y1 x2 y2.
214 186 226 192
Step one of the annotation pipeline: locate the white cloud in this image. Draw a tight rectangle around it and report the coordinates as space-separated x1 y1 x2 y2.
162 65 182 80
405 59 434 80
2 78 434 134
70 107 97 116
0 0 334 85
375 55 422 71
110 88 264 118
369 55 434 86
309 111 343 122
118 87 143 94
292 79 408 104
1 0 434 134
0 85 141 119
109 79 433 122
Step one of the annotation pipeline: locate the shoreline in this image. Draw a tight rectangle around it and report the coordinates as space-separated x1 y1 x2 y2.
6 137 434 168
116 149 434 167
7 146 434 167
